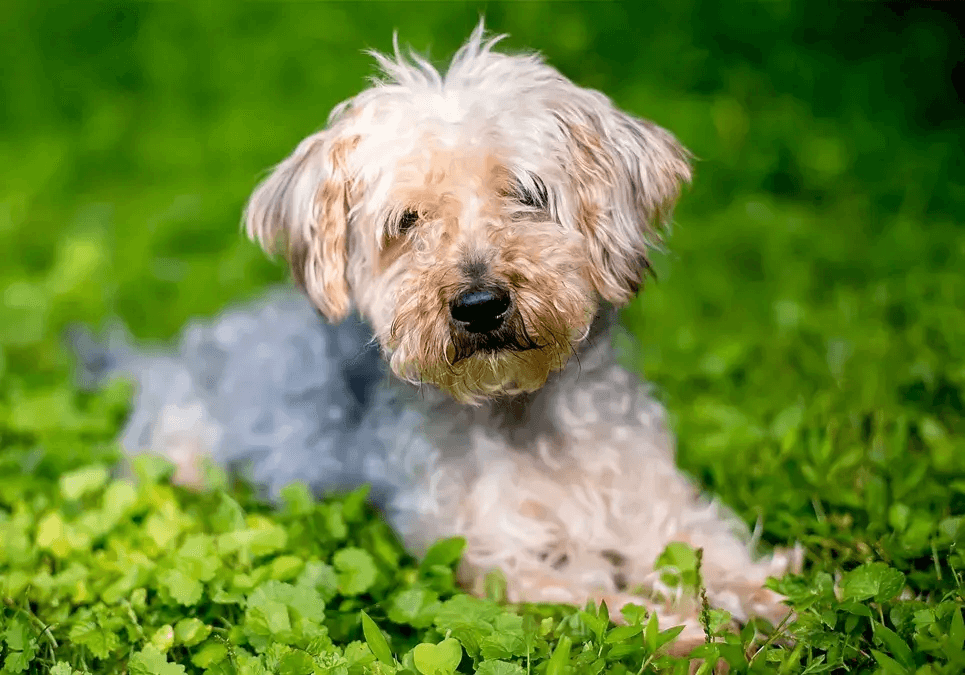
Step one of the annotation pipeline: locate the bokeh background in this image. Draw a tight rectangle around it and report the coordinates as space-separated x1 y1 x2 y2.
1 2 963 576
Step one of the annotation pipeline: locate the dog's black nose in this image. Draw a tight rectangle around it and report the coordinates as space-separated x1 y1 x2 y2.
450 287 511 334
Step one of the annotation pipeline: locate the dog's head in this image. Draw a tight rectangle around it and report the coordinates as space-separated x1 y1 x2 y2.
246 23 691 403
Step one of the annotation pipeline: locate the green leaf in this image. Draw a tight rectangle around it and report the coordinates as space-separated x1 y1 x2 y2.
35 512 66 552
605 623 643 644
211 492 247 532
476 661 525 675
129 645 188 675
433 595 501 627
703 609 732 635
3 619 31 652
872 621 914 670
344 640 377 668
950 608 965 651
130 455 176 484
279 481 315 516
656 625 686 650
246 596 292 641
420 537 465 572
59 465 109 500
150 624 175 652
545 635 572 675
479 614 527 660
270 555 304 581
620 603 648 625
174 618 211 647
655 542 699 588
101 480 138 516
412 638 462 675
870 649 910 675
190 641 228 669
333 547 377 595
320 503 347 540
68 619 119 660
243 578 329 654
644 612 659 652
296 560 339 602
2 650 33 673
174 534 221 582
388 588 441 628
838 601 873 617
578 608 607 643
361 611 395 666
279 649 315 675
158 568 203 606
841 562 906 603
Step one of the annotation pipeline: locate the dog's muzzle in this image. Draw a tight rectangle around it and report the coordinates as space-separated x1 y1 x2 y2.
447 284 542 362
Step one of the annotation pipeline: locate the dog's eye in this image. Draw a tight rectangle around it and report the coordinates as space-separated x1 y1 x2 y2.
512 177 548 210
398 209 419 233
518 190 539 208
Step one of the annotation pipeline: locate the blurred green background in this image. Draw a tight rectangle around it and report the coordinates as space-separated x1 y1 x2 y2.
1 2 963 572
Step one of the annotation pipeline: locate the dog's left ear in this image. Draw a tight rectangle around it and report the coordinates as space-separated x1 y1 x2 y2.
554 94 692 305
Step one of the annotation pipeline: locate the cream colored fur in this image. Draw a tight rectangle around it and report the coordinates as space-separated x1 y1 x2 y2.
206 21 797 653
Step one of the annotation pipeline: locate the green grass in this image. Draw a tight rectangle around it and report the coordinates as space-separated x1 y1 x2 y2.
2 2 964 673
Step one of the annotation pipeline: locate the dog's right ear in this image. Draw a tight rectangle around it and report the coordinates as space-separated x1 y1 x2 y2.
245 129 359 322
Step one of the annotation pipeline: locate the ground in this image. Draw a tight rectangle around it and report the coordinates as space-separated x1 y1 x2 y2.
0 2 963 673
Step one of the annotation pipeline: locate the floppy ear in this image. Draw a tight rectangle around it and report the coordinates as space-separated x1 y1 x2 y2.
245 129 359 322
554 93 691 305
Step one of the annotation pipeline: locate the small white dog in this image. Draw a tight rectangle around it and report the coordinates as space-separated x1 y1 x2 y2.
86 23 798 651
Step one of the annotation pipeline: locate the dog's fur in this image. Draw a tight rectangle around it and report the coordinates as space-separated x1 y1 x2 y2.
89 23 800 652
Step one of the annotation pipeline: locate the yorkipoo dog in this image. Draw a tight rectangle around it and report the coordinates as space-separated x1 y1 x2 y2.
78 23 798 651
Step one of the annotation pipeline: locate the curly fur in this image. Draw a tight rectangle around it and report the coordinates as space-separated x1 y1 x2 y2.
77 22 800 655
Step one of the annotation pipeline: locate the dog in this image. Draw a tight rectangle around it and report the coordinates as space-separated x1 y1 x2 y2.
78 23 799 652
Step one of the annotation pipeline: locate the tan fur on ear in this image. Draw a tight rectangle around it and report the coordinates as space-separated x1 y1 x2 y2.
245 131 359 322
557 100 692 305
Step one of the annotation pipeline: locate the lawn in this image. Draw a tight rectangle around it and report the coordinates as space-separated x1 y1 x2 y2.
1 2 964 673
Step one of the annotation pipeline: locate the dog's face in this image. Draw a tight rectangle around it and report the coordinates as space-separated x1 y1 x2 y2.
246 26 691 403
